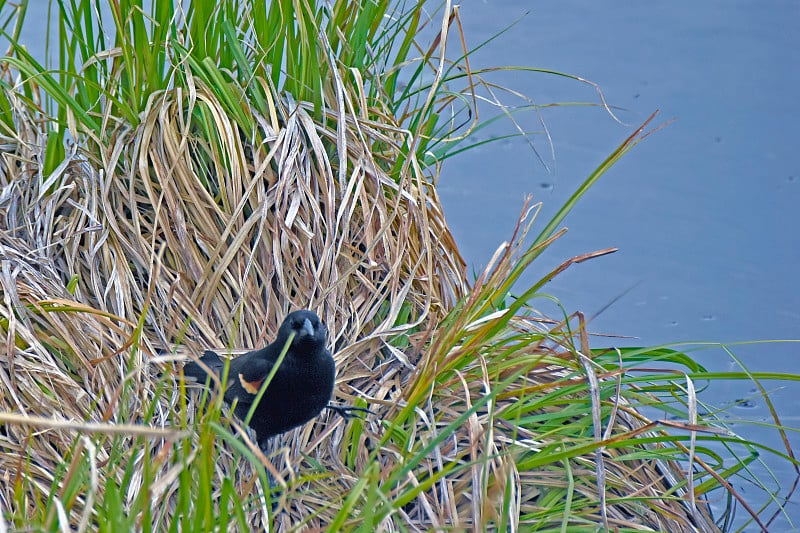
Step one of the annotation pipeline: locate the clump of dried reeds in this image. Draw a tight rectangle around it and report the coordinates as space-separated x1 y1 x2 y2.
0 82 722 531
0 61 463 520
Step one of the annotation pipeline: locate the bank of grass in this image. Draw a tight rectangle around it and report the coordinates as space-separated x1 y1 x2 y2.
0 1 797 531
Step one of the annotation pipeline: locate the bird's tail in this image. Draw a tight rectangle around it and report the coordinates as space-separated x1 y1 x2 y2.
182 350 223 382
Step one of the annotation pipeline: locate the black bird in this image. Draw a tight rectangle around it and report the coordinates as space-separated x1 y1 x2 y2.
182 310 335 446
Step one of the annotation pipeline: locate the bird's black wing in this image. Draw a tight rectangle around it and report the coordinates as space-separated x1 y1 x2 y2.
217 347 278 412
182 349 225 382
230 349 276 396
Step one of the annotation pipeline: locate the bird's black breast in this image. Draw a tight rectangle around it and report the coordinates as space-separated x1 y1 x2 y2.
230 347 335 440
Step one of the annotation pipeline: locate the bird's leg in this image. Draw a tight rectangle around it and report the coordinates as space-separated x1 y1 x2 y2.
259 438 281 515
326 403 376 420
259 438 276 489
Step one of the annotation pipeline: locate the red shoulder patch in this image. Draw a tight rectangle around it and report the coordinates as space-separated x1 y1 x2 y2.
238 373 264 395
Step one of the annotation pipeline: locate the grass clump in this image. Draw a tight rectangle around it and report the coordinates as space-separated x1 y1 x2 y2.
0 1 797 531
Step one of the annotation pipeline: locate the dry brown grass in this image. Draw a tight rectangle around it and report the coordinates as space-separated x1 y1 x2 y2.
0 69 469 528
0 32 726 533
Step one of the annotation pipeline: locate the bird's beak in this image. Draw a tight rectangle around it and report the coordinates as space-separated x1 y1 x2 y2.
300 318 315 338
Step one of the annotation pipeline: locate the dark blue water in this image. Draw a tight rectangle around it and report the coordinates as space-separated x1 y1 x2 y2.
438 1 800 529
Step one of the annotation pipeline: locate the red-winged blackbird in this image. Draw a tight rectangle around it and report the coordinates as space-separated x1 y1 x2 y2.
182 310 335 446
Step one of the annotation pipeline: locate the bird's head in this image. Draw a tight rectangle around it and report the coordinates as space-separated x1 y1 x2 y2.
277 310 327 352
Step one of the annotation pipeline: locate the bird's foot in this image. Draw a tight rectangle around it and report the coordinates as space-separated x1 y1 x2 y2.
326 404 375 420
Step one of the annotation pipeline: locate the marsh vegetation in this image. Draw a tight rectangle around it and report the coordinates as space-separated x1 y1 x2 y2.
0 1 796 531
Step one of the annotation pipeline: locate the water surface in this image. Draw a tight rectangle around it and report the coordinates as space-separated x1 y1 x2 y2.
438 1 800 528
